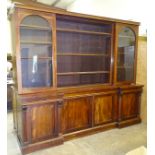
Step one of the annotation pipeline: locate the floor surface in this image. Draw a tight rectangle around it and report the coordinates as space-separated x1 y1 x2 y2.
7 112 147 155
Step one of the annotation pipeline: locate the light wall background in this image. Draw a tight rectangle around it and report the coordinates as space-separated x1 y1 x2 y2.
7 20 12 54
67 0 147 36
137 37 147 123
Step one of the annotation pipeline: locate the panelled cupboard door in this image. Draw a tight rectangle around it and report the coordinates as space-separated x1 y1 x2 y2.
15 9 57 94
94 93 117 125
61 97 92 133
21 103 56 144
30 103 55 142
120 91 140 120
114 23 138 85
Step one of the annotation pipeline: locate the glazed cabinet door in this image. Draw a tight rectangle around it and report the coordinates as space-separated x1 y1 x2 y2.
15 9 57 93
93 91 118 125
114 23 138 84
61 96 92 133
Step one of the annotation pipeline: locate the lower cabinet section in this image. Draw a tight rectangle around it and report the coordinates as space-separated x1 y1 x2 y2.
14 95 64 154
13 85 143 154
61 90 118 134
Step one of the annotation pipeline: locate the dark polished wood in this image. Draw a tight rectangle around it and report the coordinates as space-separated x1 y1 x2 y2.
117 117 141 128
64 122 116 141
93 92 117 125
61 96 92 133
117 85 143 127
9 2 143 154
19 136 64 154
121 93 138 119
30 104 55 142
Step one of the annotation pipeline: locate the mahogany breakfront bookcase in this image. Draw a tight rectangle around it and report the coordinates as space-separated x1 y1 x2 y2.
10 2 143 154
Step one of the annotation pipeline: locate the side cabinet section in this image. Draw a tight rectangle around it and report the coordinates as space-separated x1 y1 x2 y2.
18 103 56 144
117 86 143 128
16 97 64 154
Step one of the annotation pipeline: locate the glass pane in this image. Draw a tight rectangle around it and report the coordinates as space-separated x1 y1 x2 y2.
57 74 109 87
21 59 52 87
117 27 135 82
20 29 52 43
117 68 134 81
21 15 50 27
21 44 52 58
20 15 53 88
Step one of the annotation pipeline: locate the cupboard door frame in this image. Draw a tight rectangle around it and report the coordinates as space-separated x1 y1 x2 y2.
113 23 139 85
93 91 118 126
20 101 63 144
30 103 56 143
118 88 142 122
61 96 92 133
15 8 57 94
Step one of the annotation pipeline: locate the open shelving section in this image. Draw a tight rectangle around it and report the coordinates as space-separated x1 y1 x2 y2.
56 15 113 87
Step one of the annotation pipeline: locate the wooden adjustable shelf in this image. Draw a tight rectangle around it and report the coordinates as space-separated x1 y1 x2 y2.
57 28 112 36
21 57 52 59
57 71 110 76
20 24 51 30
57 53 110 56
21 41 52 44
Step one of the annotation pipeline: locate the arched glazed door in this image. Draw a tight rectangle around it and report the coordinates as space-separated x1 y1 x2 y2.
20 15 53 88
15 10 56 93
115 24 138 84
